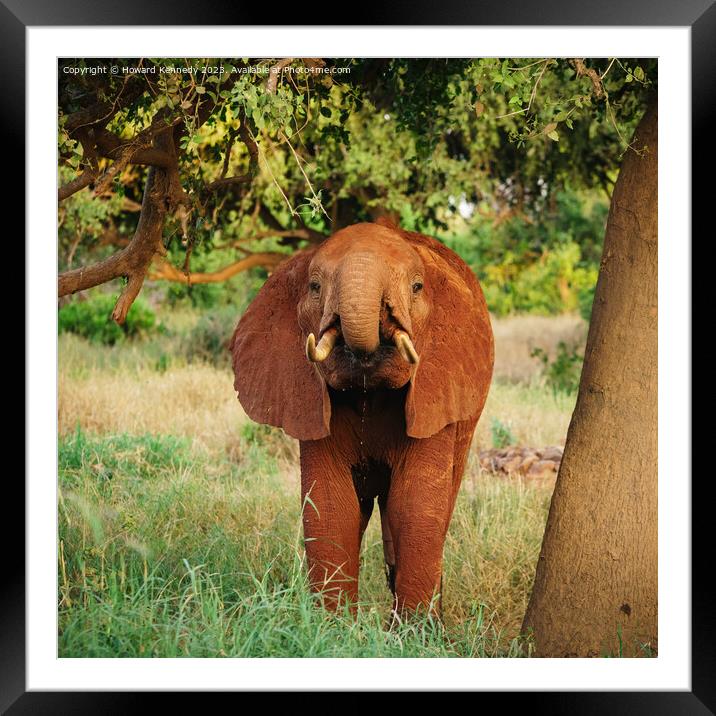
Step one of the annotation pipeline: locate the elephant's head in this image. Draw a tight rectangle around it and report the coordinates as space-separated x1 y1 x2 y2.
230 220 494 441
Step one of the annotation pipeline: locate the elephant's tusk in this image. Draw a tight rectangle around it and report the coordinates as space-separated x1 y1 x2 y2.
306 328 338 363
393 329 419 365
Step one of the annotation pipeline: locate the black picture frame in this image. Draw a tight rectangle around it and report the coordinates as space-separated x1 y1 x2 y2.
8 2 707 711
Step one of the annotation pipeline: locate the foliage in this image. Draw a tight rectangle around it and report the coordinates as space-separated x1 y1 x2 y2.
163 243 269 311
58 292 158 345
181 305 239 366
484 243 599 317
577 282 597 322
57 57 655 319
57 166 127 272
531 341 584 397
490 418 517 449
58 428 547 657
444 188 605 316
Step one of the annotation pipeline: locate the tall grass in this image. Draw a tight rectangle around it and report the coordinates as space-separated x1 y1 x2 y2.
491 313 587 384
57 313 575 658
59 325 576 458
58 428 549 657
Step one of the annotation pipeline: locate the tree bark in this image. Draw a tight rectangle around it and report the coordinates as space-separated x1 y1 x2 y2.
522 96 658 657
148 252 286 284
58 129 178 323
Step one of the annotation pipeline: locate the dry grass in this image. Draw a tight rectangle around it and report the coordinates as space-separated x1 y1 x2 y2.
59 360 573 460
475 382 574 449
492 313 587 384
59 316 577 461
57 318 577 657
59 362 248 455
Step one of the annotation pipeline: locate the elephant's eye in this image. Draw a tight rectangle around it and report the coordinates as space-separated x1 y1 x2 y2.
309 280 321 294
412 281 423 294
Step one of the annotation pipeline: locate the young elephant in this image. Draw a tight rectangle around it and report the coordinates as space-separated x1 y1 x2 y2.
230 220 494 616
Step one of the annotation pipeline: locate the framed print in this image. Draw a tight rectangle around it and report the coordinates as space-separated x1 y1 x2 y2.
10 1 707 711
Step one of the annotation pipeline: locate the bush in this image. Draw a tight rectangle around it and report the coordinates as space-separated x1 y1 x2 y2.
182 305 240 366
58 292 158 345
443 187 605 317
531 341 583 397
490 418 516 448
578 282 596 322
480 243 598 317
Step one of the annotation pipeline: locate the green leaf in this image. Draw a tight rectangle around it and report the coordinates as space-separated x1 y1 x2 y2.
634 66 645 81
547 130 560 142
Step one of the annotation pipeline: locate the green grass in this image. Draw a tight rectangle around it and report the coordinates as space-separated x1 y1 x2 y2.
58 311 570 658
58 428 548 658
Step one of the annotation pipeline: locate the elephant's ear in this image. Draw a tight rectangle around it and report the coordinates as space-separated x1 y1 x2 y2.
403 233 494 439
229 249 331 441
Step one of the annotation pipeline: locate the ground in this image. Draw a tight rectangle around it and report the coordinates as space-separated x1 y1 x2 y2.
57 309 584 657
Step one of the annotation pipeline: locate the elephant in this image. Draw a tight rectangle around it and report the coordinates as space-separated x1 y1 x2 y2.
229 219 494 617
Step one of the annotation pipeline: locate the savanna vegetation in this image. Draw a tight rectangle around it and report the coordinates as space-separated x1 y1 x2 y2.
58 311 578 657
57 57 657 657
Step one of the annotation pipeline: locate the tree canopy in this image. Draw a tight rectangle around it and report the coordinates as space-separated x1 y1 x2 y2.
57 57 656 321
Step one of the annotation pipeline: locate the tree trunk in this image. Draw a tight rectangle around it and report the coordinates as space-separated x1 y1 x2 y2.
522 96 658 657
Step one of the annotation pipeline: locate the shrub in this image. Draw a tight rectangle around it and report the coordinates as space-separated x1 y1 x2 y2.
480 243 598 317
443 187 605 318
182 305 239 366
578 282 596 322
490 418 516 448
58 292 157 345
531 341 583 397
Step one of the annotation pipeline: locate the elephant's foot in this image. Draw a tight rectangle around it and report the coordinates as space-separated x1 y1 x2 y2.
386 586 444 632
306 564 359 614
389 562 445 622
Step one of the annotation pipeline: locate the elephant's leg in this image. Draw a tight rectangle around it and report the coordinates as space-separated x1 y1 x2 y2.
386 424 457 617
299 440 363 612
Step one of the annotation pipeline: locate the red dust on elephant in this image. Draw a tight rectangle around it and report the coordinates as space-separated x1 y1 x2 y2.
230 219 494 616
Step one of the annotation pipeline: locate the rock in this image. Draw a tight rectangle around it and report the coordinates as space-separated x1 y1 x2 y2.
497 455 523 473
517 453 540 475
539 446 564 462
527 459 558 481
477 446 563 480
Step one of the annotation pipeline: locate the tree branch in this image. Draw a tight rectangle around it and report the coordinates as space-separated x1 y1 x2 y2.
205 114 259 192
58 129 176 323
571 58 605 100
213 228 323 249
266 59 294 94
94 127 173 168
148 252 287 284
58 169 96 202
258 203 326 244
57 129 99 202
58 122 177 205
62 75 145 133
218 127 239 181
92 118 179 196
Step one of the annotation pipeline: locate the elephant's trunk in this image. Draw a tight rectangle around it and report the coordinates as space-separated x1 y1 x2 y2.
338 252 384 356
